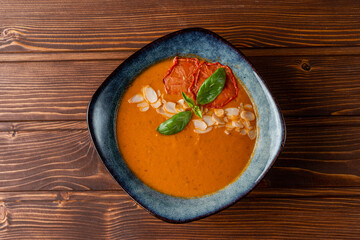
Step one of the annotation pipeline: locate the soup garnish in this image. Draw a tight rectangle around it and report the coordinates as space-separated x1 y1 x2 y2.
127 57 255 137
158 68 226 135
191 62 239 108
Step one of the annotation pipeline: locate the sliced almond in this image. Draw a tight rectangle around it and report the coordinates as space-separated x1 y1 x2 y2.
193 119 207 131
224 129 231 135
241 111 255 121
177 99 187 108
214 109 224 117
232 120 244 128
248 129 256 140
240 129 247 135
225 122 235 129
206 108 214 116
225 107 240 115
137 102 149 108
239 103 244 110
139 106 149 112
242 119 252 130
157 90 161 97
225 108 240 120
244 104 253 110
142 85 158 103
128 94 144 103
156 107 174 118
194 127 213 134
151 99 162 109
175 104 184 113
164 102 177 114
212 114 225 125
202 115 214 126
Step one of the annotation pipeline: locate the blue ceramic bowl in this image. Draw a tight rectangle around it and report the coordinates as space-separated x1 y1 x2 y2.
87 28 286 223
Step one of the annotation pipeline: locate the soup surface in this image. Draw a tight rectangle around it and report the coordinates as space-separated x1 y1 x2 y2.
116 58 257 198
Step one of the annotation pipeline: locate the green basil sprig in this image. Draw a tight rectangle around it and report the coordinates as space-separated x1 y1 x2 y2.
196 68 226 105
157 67 226 135
157 111 192 135
182 92 202 118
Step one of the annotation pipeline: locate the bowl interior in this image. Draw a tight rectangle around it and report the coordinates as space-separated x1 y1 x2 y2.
87 28 285 223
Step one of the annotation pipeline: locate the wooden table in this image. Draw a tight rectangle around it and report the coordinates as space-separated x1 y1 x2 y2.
1 0 359 239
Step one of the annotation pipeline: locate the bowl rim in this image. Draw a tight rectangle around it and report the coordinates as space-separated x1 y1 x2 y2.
87 27 286 223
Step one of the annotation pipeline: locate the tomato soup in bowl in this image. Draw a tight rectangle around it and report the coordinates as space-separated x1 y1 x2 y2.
117 57 257 198
87 28 285 223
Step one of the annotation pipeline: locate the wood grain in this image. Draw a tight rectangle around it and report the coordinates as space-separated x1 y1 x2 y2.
1 0 360 53
1 187 360 201
0 121 87 131
0 118 358 191
2 46 360 63
0 116 359 132
0 128 118 191
249 55 360 116
284 116 360 127
0 191 358 239
0 54 360 121
0 60 121 120
1 0 359 238
264 125 360 188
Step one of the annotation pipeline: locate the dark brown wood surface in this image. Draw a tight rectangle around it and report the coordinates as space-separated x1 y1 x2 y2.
0 0 359 239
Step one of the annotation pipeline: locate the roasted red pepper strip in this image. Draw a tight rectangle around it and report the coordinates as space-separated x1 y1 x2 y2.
163 57 199 95
191 62 238 108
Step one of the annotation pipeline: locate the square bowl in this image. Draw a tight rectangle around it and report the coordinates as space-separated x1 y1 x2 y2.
87 28 286 223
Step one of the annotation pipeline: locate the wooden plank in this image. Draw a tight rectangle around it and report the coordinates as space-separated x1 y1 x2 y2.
1 0 360 53
0 60 121 121
0 119 358 191
0 116 358 132
264 125 360 188
0 121 87 131
2 47 360 62
284 116 360 127
250 55 360 116
1 187 360 201
0 51 134 62
0 54 360 121
0 129 119 191
0 191 357 239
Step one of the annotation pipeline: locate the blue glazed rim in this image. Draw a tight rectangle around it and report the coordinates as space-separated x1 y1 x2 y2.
87 28 286 223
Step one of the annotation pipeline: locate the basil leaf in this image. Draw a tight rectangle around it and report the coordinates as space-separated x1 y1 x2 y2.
181 92 195 108
196 68 226 105
182 92 203 118
193 106 202 118
157 111 192 135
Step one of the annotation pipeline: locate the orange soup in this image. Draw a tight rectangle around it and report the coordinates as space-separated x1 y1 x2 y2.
116 58 257 198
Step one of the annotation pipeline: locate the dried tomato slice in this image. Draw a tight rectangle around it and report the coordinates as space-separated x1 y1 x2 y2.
163 57 199 95
191 62 238 108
